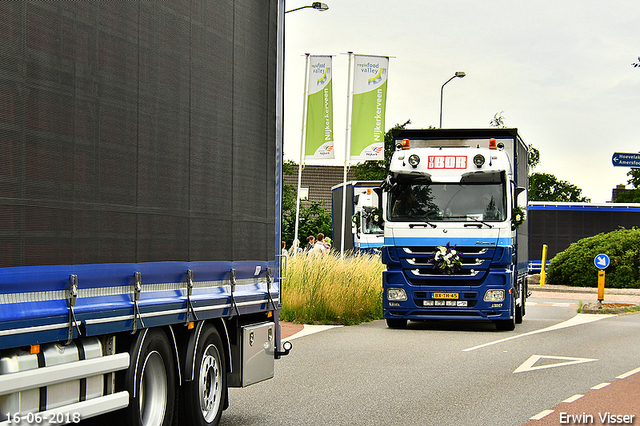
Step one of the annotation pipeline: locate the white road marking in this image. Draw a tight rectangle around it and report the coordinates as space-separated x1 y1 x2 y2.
616 366 640 379
530 409 554 420
514 355 597 373
286 324 342 340
591 382 610 390
463 313 613 352
562 394 584 403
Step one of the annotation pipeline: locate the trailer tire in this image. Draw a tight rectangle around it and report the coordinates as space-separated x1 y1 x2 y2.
124 329 176 426
182 325 226 426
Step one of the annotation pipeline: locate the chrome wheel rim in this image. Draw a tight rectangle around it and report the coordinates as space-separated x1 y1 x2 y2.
199 344 222 422
139 351 168 426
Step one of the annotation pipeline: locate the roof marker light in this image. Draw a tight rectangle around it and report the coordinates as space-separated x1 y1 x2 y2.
402 139 410 149
489 138 497 150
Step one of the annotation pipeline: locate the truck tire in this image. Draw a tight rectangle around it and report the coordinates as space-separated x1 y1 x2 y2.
181 325 226 426
124 329 177 426
515 280 525 324
386 318 407 329
495 294 516 331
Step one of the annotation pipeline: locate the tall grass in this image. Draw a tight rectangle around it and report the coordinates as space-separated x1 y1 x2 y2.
280 251 384 325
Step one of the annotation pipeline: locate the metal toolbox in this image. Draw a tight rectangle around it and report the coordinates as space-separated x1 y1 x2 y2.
241 322 275 387
0 337 104 417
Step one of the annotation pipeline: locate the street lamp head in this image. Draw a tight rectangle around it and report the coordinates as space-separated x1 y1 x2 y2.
455 71 466 78
286 2 329 13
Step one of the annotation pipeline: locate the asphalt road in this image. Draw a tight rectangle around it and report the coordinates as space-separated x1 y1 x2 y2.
219 299 640 426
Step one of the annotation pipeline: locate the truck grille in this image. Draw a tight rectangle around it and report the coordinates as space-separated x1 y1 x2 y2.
397 246 495 287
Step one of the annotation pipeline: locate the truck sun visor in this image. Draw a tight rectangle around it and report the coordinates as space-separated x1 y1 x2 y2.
460 171 505 183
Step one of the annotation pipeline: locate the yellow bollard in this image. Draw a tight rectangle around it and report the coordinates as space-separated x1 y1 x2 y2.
598 270 605 303
539 244 548 287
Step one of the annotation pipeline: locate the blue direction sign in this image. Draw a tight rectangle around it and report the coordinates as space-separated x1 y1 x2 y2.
594 253 610 270
612 152 640 167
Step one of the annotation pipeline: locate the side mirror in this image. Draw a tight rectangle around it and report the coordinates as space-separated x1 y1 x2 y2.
516 186 528 208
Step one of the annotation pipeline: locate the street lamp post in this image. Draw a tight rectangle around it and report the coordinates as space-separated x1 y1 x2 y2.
286 2 329 13
439 71 465 128
285 2 329 250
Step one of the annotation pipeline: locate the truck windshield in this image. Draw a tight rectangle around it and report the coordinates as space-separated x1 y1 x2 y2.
388 181 507 222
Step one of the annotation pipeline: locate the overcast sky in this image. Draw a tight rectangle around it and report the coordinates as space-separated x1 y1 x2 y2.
283 1 640 203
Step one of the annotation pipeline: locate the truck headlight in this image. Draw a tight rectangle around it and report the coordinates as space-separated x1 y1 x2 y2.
408 154 420 168
473 154 485 167
387 288 408 301
483 289 505 302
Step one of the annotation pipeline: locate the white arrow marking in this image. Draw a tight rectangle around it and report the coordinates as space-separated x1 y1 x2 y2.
596 256 607 267
514 355 597 373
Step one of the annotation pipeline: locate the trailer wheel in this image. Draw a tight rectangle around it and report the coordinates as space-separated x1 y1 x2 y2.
124 329 176 426
182 325 226 426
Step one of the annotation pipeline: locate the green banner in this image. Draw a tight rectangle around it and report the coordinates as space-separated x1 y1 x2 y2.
305 56 334 159
350 55 388 161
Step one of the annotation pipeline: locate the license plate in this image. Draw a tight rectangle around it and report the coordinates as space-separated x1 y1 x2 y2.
433 292 459 300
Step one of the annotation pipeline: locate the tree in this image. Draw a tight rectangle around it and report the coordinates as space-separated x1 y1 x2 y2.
350 120 412 180
614 190 640 203
626 168 640 189
489 111 506 128
613 167 640 202
529 172 590 202
489 111 539 169
281 161 332 246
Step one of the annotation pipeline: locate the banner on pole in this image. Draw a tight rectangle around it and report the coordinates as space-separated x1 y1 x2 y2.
350 55 389 161
305 56 334 159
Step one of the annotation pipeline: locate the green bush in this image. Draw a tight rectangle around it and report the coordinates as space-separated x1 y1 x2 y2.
547 227 640 288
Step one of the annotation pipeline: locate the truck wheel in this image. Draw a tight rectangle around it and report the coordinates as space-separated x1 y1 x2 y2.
495 295 516 331
182 325 226 426
386 318 407 329
515 281 525 324
125 329 176 426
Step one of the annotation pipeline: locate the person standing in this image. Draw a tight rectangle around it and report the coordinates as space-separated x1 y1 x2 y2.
305 235 315 251
313 233 328 254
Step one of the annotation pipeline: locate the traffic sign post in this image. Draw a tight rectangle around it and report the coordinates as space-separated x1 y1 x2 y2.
598 270 605 303
612 152 640 168
594 253 610 306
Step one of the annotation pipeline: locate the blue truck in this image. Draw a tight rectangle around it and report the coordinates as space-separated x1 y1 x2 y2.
381 129 529 330
0 2 287 426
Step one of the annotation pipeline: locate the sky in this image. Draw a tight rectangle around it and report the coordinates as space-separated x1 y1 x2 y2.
282 0 640 203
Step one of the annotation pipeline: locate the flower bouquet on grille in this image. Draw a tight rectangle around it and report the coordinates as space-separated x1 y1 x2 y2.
429 243 463 275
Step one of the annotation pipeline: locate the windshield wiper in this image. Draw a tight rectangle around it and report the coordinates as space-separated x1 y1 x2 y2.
447 215 494 229
464 216 494 229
